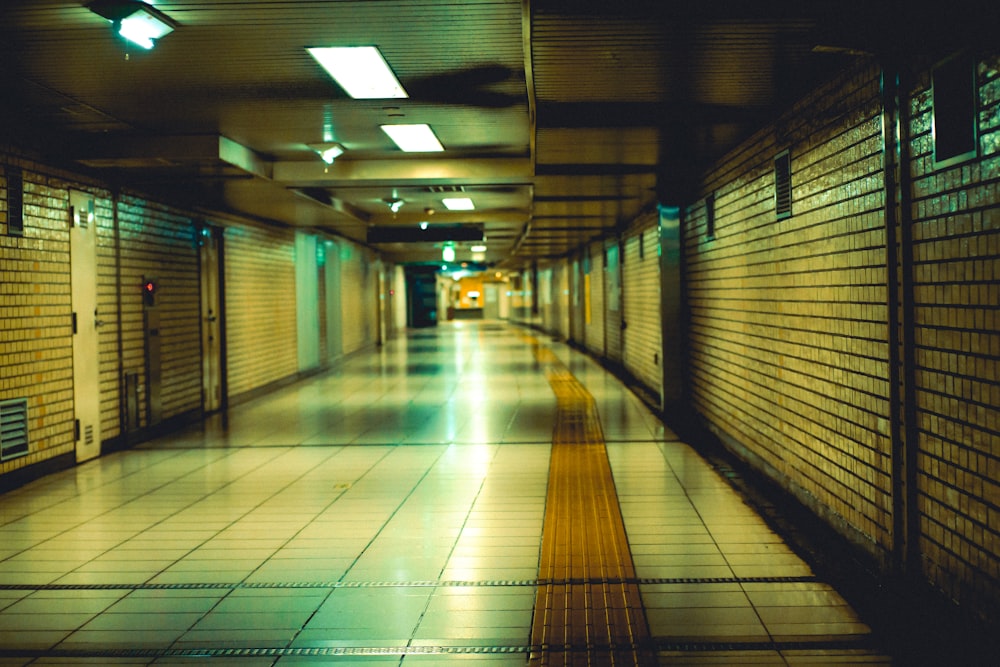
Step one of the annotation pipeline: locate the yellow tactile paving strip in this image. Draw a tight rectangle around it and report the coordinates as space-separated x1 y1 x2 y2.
529 341 656 666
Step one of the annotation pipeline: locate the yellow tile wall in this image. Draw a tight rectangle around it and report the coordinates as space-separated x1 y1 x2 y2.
115 195 201 426
2 148 393 484
0 163 75 474
683 62 894 558
907 56 1000 612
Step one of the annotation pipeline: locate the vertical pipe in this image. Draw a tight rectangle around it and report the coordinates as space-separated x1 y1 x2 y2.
897 66 920 575
882 64 906 574
883 62 919 577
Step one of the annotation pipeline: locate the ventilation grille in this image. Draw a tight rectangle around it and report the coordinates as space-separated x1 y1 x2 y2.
774 151 792 219
0 399 29 461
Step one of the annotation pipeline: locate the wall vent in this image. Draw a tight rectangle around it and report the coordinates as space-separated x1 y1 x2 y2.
0 399 29 461
774 151 792 220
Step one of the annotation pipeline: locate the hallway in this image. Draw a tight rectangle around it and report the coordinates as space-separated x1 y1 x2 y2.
0 322 888 665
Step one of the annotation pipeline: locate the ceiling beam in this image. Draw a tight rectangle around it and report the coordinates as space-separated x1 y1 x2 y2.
272 158 533 187
74 135 272 179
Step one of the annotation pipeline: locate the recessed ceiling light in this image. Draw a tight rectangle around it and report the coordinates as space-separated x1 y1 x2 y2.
380 124 444 152
442 197 474 211
307 46 407 99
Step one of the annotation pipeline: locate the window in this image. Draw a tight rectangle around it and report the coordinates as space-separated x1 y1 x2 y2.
933 53 978 167
774 151 791 220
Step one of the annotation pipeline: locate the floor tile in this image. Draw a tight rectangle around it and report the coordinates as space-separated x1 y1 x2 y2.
0 322 891 665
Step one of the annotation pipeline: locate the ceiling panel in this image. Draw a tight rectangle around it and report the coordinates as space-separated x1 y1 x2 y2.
2 0 967 269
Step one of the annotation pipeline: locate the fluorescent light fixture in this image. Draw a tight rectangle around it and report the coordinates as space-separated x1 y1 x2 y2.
380 124 444 152
470 244 487 253
442 197 474 211
442 244 456 262
88 1 176 50
308 142 345 164
307 46 407 99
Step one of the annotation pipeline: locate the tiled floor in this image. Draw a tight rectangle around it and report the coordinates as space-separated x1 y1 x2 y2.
0 322 891 665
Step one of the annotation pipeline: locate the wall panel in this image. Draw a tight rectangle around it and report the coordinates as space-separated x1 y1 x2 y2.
569 257 584 345
556 261 570 339
622 211 662 398
583 242 605 357
604 241 622 363
340 242 377 355
224 222 298 399
538 266 554 333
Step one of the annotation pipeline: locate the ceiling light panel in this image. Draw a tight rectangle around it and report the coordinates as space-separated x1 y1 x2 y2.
381 124 444 152
307 46 407 99
442 197 475 211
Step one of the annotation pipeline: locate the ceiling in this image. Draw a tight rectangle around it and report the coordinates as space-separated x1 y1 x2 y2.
0 1 989 269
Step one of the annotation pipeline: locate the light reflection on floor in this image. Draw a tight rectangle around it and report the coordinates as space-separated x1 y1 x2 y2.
0 321 889 665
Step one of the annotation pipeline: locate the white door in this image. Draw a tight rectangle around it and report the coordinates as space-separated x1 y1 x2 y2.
69 191 101 463
199 227 222 413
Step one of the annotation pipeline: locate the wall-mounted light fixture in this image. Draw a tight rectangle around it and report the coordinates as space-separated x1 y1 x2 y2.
307 142 345 165
88 0 176 50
